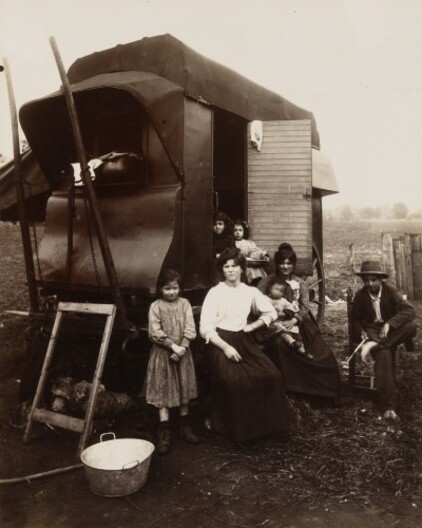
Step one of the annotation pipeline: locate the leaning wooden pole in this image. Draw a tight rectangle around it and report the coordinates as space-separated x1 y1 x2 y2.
3 57 39 312
49 37 130 329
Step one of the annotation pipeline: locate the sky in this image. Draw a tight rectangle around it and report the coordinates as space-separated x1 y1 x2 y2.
1 0 421 210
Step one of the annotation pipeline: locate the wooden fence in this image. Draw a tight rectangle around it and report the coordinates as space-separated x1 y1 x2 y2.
382 233 422 300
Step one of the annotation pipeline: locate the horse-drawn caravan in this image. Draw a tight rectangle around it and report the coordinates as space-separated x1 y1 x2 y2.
5 34 338 399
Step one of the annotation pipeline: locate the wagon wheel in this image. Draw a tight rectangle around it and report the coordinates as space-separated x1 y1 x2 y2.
305 244 326 325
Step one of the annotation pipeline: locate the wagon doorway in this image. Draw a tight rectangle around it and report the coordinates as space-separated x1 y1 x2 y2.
213 108 247 222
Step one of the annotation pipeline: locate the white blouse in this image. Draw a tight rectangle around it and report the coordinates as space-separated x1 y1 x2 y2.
200 282 277 342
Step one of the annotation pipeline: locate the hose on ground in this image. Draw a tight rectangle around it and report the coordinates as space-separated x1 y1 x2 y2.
0 464 83 485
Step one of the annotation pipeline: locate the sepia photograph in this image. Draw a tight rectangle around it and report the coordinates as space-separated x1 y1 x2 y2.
1 1 421 526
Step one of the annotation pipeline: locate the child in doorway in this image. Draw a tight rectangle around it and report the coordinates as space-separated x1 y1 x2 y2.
145 269 200 455
233 219 269 285
213 212 235 258
258 276 314 359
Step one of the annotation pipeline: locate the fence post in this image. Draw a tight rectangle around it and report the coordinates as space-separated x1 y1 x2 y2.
382 233 396 286
393 237 408 295
404 233 414 299
348 243 357 290
398 237 407 296
411 234 422 300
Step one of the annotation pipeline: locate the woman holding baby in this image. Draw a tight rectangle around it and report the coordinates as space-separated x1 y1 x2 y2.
257 243 340 401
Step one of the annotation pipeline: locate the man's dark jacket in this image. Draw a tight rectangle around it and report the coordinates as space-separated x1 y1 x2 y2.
351 282 416 340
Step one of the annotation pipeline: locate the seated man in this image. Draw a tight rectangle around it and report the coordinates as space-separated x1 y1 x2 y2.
351 261 417 420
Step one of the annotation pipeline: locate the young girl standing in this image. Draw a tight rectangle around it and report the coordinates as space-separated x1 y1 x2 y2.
145 269 199 455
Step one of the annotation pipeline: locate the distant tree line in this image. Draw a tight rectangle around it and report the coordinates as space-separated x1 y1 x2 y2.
324 203 422 221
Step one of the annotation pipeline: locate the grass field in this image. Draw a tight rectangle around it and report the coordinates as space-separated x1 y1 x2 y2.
0 218 421 528
324 218 422 299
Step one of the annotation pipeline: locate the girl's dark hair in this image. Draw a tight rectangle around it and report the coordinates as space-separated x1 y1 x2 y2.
216 247 247 273
156 269 182 295
274 242 297 266
214 211 233 234
233 219 249 239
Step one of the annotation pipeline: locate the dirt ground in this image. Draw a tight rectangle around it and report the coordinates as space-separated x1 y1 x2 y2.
1 219 421 528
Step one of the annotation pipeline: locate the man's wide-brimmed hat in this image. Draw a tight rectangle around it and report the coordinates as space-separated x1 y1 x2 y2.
355 260 388 279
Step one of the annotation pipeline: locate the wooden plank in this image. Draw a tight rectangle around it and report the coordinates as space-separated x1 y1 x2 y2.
253 223 311 231
253 146 310 153
24 311 64 444
262 130 311 137
250 169 310 175
263 123 311 130
249 191 308 198
253 214 311 222
251 214 309 220
58 301 115 315
249 172 311 178
249 155 311 162
264 123 311 130
250 183 308 188
410 234 422 300
254 234 312 242
392 239 402 291
247 150 310 158
249 143 311 151
248 161 311 168
381 233 397 286
404 233 414 299
249 180 306 189
393 238 407 294
78 308 117 455
248 160 311 167
398 237 407 296
249 192 309 198
249 201 309 208
249 187 308 194
32 408 85 433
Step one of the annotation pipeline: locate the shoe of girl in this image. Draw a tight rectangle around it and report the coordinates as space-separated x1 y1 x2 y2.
157 424 172 455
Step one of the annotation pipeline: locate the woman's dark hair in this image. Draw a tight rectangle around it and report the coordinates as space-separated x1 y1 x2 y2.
274 242 297 266
156 269 182 296
233 219 249 239
216 247 247 273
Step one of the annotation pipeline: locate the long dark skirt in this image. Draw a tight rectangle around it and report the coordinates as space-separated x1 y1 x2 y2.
266 316 340 398
205 329 290 442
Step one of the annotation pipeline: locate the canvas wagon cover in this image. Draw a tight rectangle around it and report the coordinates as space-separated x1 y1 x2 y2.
2 34 323 216
68 34 320 147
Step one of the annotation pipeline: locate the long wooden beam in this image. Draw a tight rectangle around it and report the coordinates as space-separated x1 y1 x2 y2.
49 37 130 329
3 57 39 312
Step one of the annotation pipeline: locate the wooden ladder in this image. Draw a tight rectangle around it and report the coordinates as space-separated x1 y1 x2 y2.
23 302 117 456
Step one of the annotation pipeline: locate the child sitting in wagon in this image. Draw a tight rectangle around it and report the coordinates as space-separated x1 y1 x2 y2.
233 219 269 285
213 212 235 258
257 276 314 360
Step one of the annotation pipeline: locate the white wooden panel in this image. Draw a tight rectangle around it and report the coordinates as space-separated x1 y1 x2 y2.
247 120 312 274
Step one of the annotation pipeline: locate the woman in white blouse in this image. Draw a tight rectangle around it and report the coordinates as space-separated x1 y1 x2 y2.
200 247 291 442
